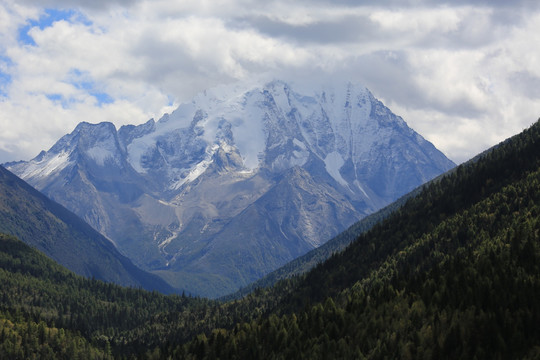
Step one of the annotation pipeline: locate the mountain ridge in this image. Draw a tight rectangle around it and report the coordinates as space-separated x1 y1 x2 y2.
0 119 538 358
6 80 455 297
0 164 176 293
184 118 540 359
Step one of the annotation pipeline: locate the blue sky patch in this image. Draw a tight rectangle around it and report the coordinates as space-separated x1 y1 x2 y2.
70 69 94 91
46 91 112 109
64 68 114 107
18 8 92 46
0 73 10 97
46 93 62 102
0 56 13 97
45 93 75 109
91 92 114 105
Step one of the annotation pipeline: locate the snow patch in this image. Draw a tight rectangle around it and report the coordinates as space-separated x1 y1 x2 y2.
293 138 307 150
169 144 219 190
354 180 370 199
324 151 348 187
127 85 267 174
127 141 148 173
20 151 71 179
86 146 117 166
159 229 180 262
220 141 236 153
184 156 212 183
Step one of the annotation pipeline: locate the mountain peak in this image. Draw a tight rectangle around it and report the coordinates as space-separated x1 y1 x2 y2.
6 79 455 297
74 121 116 132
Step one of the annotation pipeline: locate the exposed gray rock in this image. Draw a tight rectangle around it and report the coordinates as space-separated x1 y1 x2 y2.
6 80 455 297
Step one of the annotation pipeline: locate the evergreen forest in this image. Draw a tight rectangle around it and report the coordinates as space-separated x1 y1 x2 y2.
0 119 539 359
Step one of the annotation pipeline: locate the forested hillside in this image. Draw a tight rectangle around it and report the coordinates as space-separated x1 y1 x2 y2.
0 232 288 358
0 119 538 359
0 165 174 293
173 119 540 358
0 233 207 358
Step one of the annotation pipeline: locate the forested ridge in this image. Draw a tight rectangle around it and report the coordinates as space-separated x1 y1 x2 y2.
0 120 539 359
0 232 295 358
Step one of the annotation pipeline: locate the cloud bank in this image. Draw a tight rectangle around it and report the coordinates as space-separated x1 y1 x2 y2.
1 0 539 164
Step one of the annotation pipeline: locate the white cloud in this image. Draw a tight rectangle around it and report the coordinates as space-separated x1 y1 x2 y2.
0 0 539 164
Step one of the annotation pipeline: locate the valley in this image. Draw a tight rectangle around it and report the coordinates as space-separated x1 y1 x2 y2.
0 118 538 358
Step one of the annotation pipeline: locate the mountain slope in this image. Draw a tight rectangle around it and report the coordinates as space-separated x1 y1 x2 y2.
6 80 455 297
0 232 217 357
284 118 540 307
175 121 540 358
228 118 540 300
223 185 414 301
0 165 175 293
0 119 538 359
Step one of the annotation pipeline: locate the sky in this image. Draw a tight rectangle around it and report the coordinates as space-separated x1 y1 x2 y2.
0 0 539 164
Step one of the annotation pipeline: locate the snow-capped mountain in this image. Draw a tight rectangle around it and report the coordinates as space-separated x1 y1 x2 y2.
6 80 455 297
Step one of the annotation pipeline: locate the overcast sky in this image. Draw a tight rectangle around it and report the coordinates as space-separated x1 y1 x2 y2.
1 0 539 164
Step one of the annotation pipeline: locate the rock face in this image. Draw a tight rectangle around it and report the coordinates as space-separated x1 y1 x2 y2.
6 80 455 297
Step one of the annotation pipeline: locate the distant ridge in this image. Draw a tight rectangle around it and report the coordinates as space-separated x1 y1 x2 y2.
0 165 176 293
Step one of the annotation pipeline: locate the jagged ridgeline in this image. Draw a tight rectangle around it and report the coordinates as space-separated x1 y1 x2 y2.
0 119 538 359
6 80 455 297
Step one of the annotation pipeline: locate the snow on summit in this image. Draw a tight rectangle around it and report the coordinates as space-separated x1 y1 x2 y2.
4 79 457 298
11 80 429 191
125 80 375 183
